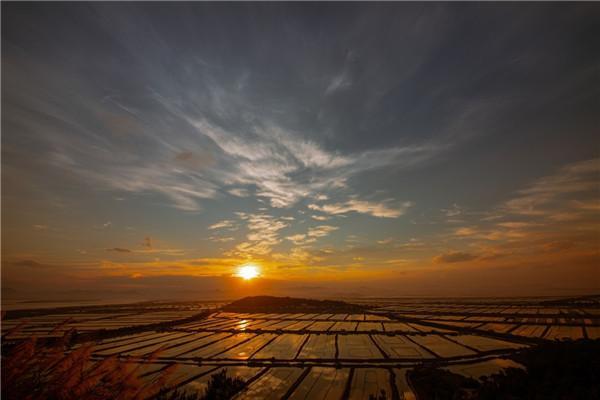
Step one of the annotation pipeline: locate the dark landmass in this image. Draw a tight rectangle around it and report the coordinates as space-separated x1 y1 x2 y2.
2 300 215 320
409 339 600 399
539 294 600 306
223 296 367 313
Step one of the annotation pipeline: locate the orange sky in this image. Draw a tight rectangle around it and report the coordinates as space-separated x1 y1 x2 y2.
2 3 599 302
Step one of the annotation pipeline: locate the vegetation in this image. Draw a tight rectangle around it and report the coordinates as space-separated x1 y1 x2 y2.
1 330 175 399
223 295 367 313
155 369 246 400
409 339 600 399
409 367 479 400
201 369 246 400
159 369 246 400
1 322 247 400
368 389 389 400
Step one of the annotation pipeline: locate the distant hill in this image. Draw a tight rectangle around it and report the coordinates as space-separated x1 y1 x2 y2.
223 296 367 313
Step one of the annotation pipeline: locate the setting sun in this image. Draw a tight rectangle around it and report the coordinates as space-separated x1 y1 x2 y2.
236 265 260 280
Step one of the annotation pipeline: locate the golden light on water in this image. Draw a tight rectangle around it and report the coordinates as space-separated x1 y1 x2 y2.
236 264 260 280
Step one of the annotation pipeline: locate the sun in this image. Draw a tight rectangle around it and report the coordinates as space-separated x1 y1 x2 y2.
236 264 260 280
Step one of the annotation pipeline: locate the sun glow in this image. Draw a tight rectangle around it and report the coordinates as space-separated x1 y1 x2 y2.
236 264 260 280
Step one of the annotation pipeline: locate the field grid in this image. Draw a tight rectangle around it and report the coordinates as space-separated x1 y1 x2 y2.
3 296 598 399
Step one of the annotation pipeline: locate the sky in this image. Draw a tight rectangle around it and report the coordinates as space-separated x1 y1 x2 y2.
2 3 599 302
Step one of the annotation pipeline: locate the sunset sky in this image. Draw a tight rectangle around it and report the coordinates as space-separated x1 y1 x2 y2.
2 3 599 301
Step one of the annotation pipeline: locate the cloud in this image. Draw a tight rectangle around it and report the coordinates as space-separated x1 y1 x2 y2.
209 236 235 243
286 234 310 245
184 117 363 209
454 227 479 237
10 260 53 268
433 251 479 264
106 247 132 253
286 225 339 247
228 188 250 197
208 220 237 230
443 204 463 217
3 40 445 215
173 150 215 169
496 222 539 229
228 213 289 257
284 225 338 246
105 244 185 256
308 199 413 218
505 158 599 216
307 225 339 238
436 158 600 256
5 3 597 228
543 241 575 252
78 160 219 212
142 236 153 249
571 200 600 211
163 106 440 210
311 215 330 221
325 72 352 95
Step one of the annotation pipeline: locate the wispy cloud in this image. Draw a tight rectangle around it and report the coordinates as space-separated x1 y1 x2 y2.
504 158 599 216
325 72 352 96
308 199 413 218
377 237 394 245
442 204 463 218
285 225 338 246
227 188 250 197
183 117 357 208
227 213 289 257
105 244 185 257
209 236 235 243
208 220 238 230
4 36 445 215
307 225 339 238
496 222 540 229
286 234 311 245
428 158 600 271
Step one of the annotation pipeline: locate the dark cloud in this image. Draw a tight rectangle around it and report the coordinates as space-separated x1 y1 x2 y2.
433 251 478 264
142 237 153 249
10 260 52 269
174 150 215 170
543 241 575 252
106 247 132 253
